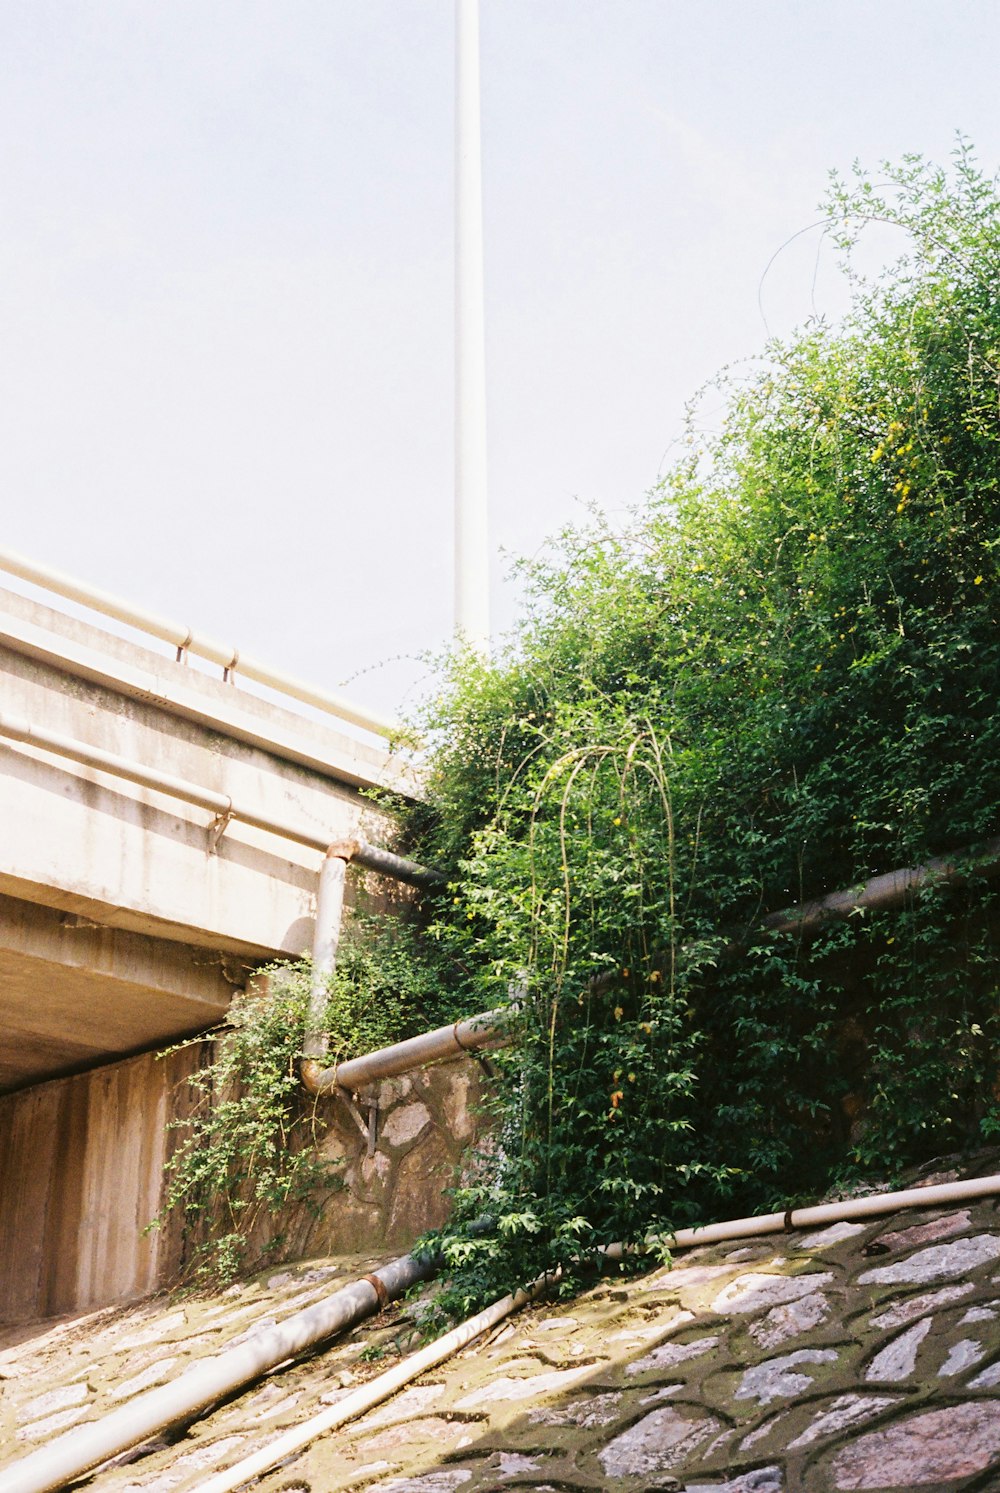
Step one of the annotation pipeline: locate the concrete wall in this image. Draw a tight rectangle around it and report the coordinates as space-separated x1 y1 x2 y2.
0 1046 196 1324
0 1043 486 1326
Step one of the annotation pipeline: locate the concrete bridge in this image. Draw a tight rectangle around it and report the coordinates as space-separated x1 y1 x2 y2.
0 571 426 1321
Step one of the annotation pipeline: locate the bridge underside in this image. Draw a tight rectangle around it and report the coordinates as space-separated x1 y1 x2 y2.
0 892 239 1094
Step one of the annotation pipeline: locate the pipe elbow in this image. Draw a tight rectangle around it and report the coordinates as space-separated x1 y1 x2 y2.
300 1056 337 1095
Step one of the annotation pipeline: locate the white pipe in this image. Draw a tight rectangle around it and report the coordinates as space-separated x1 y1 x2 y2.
454 0 490 650
303 848 350 1061
1 1253 436 1493
196 1277 543 1493
0 711 441 889
184 1171 1000 1492
8 1174 998 1493
638 1172 1000 1253
302 1007 508 1096
0 544 401 740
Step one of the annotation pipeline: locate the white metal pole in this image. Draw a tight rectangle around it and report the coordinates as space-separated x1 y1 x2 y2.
455 0 490 650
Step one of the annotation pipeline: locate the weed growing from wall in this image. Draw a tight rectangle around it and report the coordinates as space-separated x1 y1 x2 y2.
155 914 469 1285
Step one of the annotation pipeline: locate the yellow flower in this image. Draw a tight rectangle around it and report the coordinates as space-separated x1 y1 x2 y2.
613 816 622 826
613 1006 624 1021
975 575 984 585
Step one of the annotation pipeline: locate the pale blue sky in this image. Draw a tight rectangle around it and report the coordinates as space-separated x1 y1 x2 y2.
1 2 997 730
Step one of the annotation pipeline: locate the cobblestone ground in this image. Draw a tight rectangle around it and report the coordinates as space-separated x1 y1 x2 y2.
3 1160 1000 1491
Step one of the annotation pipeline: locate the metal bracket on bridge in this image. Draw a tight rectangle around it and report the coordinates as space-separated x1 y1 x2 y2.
342 1092 378 1156
207 806 234 855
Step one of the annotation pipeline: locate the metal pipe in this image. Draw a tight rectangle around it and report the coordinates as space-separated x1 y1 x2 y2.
759 834 1000 939
0 544 401 740
0 710 442 890
130 1171 1000 1493
631 1171 1000 1253
304 848 351 1062
0 1251 437 1493
302 831 1000 1094
196 1276 544 1493
454 0 490 650
302 1008 508 1096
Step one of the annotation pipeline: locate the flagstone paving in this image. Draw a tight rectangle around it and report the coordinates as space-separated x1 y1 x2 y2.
2 1157 1000 1491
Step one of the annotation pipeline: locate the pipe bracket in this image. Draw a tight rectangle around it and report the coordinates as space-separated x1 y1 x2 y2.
342 1092 378 1155
208 804 234 855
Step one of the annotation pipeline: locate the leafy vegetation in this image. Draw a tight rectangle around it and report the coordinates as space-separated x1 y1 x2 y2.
155 913 469 1285
406 143 1000 1312
159 145 1000 1309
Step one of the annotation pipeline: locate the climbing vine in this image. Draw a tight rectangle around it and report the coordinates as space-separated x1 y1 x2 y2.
159 144 1000 1308
407 142 1000 1312
155 912 469 1285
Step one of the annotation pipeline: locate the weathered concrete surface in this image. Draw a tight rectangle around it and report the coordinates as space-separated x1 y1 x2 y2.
0 585 414 1089
2 1155 1000 1491
0 1045 484 1326
0 892 238 1092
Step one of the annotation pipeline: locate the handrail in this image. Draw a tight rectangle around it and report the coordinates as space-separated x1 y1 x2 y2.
0 544 402 740
0 710 443 890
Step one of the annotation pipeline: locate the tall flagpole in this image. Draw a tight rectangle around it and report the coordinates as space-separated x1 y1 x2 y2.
454 0 490 651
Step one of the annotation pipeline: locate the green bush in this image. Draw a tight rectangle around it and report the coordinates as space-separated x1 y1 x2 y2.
410 142 1000 1311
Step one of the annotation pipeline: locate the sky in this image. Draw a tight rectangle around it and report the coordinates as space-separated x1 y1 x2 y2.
1 1 998 738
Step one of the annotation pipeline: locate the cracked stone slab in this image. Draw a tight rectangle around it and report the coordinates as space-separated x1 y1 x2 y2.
353 1384 447 1430
734 1347 839 1405
711 1271 833 1316
786 1392 899 1448
749 1289 829 1349
858 1232 1000 1285
15 1404 91 1441
598 1404 721 1478
794 1221 866 1251
960 1304 997 1323
640 1263 738 1295
684 1471 784 1492
369 1474 473 1492
869 1280 973 1329
828 1399 1000 1486
454 1362 595 1408
865 1318 931 1381
529 1390 624 1427
110 1357 180 1400
875 1209 971 1253
16 1380 90 1423
626 1335 721 1376
939 1337 986 1376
